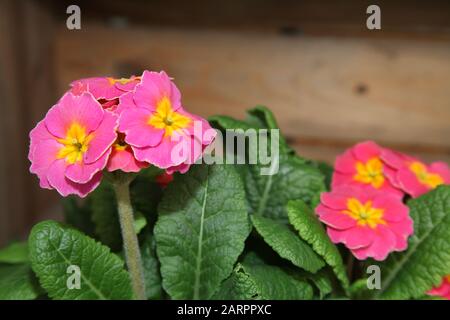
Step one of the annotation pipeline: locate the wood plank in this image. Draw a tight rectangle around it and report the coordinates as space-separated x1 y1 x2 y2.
54 24 450 164
49 0 450 39
0 0 28 246
0 0 59 246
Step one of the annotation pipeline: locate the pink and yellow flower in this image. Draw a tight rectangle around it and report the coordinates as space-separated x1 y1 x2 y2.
118 70 215 172
106 133 148 173
70 76 141 111
29 92 118 197
427 275 450 300
332 141 403 197
382 149 450 198
316 186 413 261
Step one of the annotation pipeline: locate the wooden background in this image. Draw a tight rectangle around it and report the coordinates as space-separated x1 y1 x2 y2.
1 0 449 246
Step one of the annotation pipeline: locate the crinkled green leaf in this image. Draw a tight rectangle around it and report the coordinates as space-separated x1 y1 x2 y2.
214 262 313 300
155 164 250 299
299 268 333 299
375 185 450 299
0 242 28 264
210 107 325 222
245 154 325 221
288 200 349 290
141 235 162 299
29 220 133 300
0 264 41 300
251 215 324 273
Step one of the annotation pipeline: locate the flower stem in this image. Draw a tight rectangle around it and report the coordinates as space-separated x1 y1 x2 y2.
113 178 146 300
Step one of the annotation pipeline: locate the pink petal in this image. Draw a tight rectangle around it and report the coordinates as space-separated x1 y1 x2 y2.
331 171 355 189
119 108 165 147
83 111 118 164
133 71 181 111
372 194 409 222
45 92 104 139
352 225 396 261
328 226 375 249
29 139 61 189
114 76 140 92
65 149 110 184
46 159 101 197
352 141 381 162
320 192 349 210
334 149 356 174
72 77 124 100
397 168 430 198
29 120 54 162
429 162 450 184
181 109 217 146
132 133 190 169
70 80 89 96
115 91 137 116
107 146 148 173
381 148 416 170
166 163 191 174
316 204 356 230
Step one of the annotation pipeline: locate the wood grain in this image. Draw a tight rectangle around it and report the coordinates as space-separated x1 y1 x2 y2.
54 25 450 163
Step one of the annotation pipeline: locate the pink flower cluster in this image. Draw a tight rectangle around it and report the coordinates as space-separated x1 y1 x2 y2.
29 71 215 197
316 141 450 261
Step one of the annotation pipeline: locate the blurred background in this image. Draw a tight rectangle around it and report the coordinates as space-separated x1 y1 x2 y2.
1 0 449 246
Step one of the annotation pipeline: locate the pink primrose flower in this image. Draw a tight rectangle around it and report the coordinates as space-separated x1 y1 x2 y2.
332 141 403 197
29 92 117 197
118 70 215 172
316 186 413 261
381 149 450 198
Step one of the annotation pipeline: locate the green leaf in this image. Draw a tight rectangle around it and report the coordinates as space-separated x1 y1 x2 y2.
287 200 349 290
210 107 325 221
251 215 324 273
245 154 325 221
0 264 41 299
134 212 147 235
306 269 333 299
375 185 450 299
29 220 133 300
209 115 257 131
312 161 334 190
155 164 250 299
348 278 372 299
214 262 313 300
141 235 162 299
0 242 29 264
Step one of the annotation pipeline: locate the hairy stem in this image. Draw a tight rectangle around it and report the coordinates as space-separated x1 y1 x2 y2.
113 178 146 300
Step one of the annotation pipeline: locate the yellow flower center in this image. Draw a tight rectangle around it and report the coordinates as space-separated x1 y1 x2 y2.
342 198 386 229
353 157 385 189
56 123 93 164
113 133 128 151
107 77 138 85
409 161 444 189
148 97 191 137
